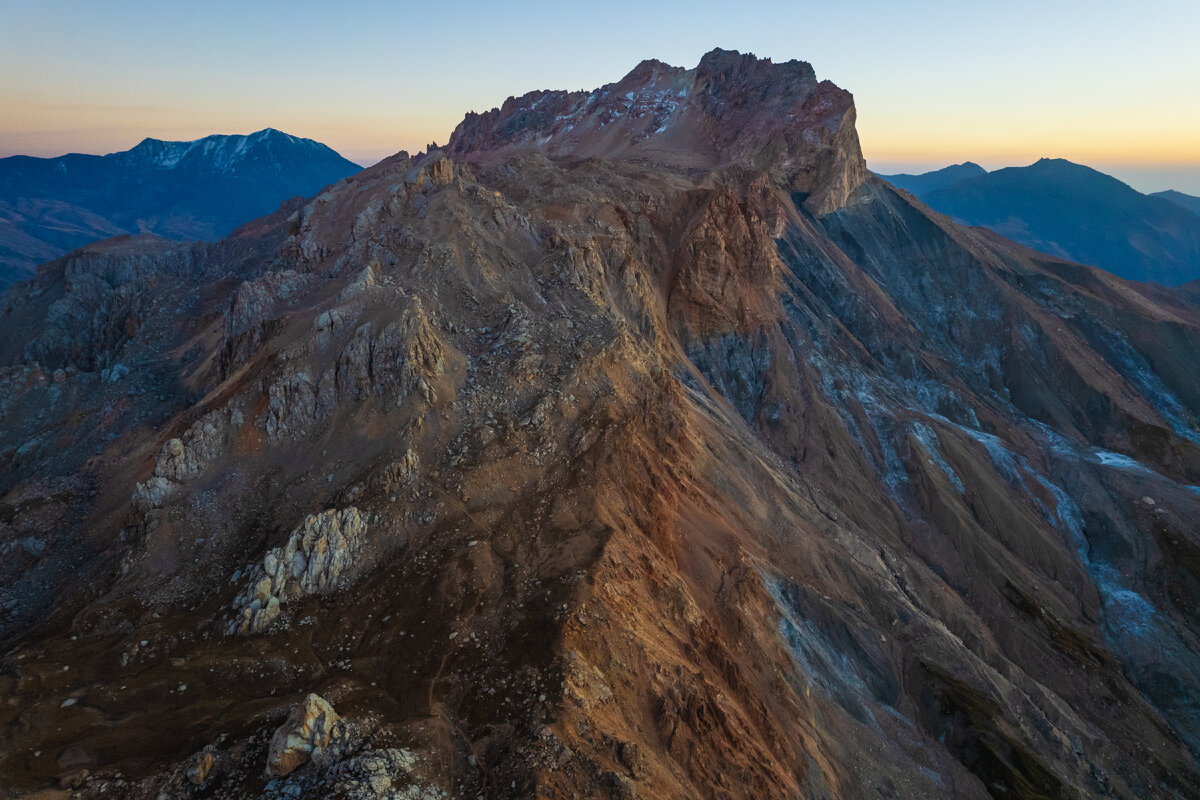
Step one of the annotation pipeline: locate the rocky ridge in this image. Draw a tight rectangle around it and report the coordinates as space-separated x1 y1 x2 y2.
0 49 1198 800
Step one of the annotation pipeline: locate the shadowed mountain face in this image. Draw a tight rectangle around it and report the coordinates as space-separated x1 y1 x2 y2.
0 129 362 290
900 158 1200 285
875 161 986 195
1153 189 1200 217
2 49 1200 800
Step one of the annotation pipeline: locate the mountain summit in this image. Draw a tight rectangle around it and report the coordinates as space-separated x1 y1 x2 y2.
0 129 361 289
2 51 1200 799
112 128 336 173
1152 188 1200 217
449 48 867 215
876 161 987 195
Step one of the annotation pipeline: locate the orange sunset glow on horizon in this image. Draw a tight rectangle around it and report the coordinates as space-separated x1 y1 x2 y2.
1 0 1198 192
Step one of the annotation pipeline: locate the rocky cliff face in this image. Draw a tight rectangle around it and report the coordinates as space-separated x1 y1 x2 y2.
1 50 1199 800
448 48 867 216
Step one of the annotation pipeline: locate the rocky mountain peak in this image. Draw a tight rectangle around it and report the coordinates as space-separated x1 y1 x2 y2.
111 128 334 173
4 49 1200 800
447 48 866 215
692 47 817 93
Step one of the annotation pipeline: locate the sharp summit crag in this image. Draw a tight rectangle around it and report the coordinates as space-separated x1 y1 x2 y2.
2 49 1199 800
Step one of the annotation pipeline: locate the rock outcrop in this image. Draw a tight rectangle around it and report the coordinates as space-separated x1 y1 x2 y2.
261 298 446 441
133 406 244 514
230 508 367 634
266 693 343 777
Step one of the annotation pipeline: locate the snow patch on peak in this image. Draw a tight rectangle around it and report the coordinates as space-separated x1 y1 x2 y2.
112 129 324 172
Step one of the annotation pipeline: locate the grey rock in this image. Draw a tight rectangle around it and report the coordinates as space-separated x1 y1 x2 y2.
131 406 240 512
266 693 340 777
229 507 367 635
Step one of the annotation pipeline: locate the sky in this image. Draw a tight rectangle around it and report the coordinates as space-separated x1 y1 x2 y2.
2 0 1198 193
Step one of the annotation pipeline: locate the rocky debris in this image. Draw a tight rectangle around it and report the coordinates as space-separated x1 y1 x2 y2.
325 748 420 799
58 768 90 790
341 261 382 299
100 362 129 383
266 693 343 777
618 741 647 779
603 769 637 800
373 449 420 496
0 476 91 637
229 508 367 634
669 183 786 335
335 298 447 406
403 155 464 194
226 270 314 339
260 746 443 800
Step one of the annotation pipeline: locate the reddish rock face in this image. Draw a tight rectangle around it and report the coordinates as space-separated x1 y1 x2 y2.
448 48 867 216
1 50 1200 800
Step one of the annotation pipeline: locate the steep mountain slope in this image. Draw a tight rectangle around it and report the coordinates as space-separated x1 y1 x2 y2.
1152 189 1200 217
916 159 1200 285
0 129 361 290
1 49 1199 800
875 161 986 195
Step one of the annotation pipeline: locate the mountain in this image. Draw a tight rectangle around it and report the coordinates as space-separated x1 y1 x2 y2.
2 49 1200 800
909 158 1200 284
875 160 987 195
1152 188 1200 217
0 128 361 290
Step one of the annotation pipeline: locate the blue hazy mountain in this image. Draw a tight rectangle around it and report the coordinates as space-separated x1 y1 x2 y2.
0 128 361 289
875 161 987 195
1151 189 1200 217
892 158 1200 285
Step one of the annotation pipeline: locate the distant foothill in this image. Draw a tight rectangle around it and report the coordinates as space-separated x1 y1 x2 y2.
878 159 1200 285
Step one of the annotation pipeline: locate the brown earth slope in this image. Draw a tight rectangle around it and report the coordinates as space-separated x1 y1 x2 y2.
1 49 1199 799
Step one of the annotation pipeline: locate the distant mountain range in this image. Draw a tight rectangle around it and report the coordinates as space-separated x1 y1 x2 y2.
0 128 361 290
873 161 986 196
1152 189 1200 216
878 159 1200 285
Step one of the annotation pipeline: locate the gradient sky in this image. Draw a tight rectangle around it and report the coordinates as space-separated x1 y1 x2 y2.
2 0 1198 192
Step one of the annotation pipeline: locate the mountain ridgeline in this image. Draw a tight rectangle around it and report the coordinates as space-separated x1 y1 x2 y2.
1152 188 1200 217
872 161 986 196
0 128 362 290
880 158 1200 285
2 49 1200 800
